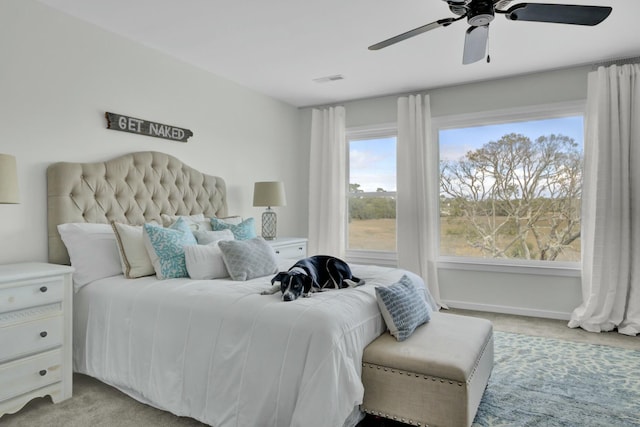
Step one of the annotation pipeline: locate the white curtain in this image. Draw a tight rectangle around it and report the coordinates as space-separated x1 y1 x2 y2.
569 64 640 336
396 94 445 308
308 106 346 257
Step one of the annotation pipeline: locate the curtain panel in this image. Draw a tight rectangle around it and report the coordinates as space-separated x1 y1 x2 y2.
397 94 445 308
569 64 640 336
308 106 347 257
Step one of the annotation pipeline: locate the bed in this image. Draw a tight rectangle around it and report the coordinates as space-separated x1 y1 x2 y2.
46 151 434 427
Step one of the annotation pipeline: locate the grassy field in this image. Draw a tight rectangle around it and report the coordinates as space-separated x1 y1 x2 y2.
348 217 580 261
348 218 397 251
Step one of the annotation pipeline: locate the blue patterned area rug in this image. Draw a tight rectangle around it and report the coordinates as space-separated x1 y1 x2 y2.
360 331 640 427
472 331 640 427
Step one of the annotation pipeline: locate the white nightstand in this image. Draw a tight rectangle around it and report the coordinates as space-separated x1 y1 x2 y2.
0 262 74 419
267 237 308 259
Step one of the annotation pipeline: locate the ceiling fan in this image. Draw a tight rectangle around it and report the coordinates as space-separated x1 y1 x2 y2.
368 0 612 64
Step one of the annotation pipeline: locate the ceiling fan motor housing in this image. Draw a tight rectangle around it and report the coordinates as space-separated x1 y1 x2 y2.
467 0 495 26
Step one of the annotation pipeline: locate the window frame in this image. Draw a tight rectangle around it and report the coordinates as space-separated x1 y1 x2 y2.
432 100 585 276
345 123 398 265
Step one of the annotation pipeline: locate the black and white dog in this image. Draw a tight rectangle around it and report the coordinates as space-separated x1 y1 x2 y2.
262 255 365 301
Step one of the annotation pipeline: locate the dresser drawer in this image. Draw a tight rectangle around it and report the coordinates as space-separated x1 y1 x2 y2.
0 315 63 363
0 277 64 313
0 349 62 402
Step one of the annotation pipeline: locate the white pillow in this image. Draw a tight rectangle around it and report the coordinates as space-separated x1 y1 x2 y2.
184 244 229 280
216 216 243 225
111 222 155 278
193 229 234 245
161 213 212 231
57 223 122 290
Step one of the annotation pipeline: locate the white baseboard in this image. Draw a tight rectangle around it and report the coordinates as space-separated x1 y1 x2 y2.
443 299 572 321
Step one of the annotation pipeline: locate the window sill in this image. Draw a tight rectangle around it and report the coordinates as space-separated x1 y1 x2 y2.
438 256 581 277
345 250 581 277
346 250 397 267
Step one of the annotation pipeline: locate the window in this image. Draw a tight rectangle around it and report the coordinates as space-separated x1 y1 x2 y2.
346 125 397 255
436 102 584 265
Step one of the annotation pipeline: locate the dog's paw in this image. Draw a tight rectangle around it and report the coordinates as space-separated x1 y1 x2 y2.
261 285 280 295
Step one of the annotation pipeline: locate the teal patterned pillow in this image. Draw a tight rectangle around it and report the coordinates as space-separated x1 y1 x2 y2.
211 217 257 240
218 237 278 281
143 217 197 279
375 275 432 341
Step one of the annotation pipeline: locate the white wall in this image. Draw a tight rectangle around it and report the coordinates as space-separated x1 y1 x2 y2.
0 0 590 318
0 1 306 263
300 66 593 319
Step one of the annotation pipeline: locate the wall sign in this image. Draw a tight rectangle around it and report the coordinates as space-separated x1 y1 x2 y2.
105 112 193 142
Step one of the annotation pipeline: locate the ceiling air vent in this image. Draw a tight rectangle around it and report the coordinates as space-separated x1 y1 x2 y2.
313 74 345 83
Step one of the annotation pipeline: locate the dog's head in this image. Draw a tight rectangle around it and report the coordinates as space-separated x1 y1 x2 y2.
271 269 312 301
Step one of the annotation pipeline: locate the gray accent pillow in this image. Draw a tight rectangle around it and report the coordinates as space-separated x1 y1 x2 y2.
218 237 278 281
375 274 432 341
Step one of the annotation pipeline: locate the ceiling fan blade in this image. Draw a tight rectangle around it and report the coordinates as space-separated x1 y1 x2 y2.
505 3 612 26
463 25 489 65
368 17 459 50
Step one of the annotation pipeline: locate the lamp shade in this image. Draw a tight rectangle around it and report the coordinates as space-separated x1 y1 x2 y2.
253 181 286 207
0 154 19 204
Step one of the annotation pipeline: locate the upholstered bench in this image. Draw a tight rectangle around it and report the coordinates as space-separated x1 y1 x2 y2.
361 312 494 427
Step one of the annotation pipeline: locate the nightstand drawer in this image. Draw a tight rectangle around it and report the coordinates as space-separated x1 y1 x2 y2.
274 244 306 259
0 277 64 313
0 263 73 417
0 315 64 363
269 238 308 260
0 349 62 402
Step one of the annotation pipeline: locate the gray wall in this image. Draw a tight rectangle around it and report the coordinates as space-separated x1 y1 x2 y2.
0 1 306 263
300 66 592 319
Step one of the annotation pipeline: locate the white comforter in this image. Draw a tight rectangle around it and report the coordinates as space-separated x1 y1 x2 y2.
73 262 430 427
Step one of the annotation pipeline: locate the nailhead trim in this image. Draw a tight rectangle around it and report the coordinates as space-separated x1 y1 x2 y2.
466 328 494 384
362 329 494 387
362 362 465 386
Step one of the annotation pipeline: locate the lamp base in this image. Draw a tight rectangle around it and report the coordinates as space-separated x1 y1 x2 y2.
262 208 277 240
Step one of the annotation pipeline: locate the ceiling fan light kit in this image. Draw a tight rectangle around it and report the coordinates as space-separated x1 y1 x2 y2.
466 0 495 26
369 0 612 64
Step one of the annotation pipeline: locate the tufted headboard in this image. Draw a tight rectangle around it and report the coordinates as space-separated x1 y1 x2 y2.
47 151 228 265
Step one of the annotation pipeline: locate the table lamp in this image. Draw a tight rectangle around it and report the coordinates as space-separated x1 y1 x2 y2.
253 181 286 240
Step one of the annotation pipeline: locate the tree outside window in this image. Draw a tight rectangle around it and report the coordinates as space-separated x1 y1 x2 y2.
439 115 583 262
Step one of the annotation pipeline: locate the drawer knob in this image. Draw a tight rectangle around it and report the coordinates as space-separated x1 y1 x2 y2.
39 370 47 376
275 250 280 254
40 331 48 338
40 286 48 293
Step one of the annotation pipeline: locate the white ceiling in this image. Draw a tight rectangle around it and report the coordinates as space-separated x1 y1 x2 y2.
37 0 640 107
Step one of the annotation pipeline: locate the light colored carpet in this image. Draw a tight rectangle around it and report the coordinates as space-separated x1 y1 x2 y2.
449 308 640 351
1 309 638 426
0 373 208 427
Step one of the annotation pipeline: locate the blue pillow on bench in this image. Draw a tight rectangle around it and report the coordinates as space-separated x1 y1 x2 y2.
375 275 432 341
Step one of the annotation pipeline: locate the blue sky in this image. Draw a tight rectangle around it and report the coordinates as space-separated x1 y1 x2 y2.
349 137 397 192
440 116 584 161
349 115 583 192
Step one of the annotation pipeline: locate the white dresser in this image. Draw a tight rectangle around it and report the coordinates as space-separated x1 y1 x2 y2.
268 237 308 259
0 262 74 418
